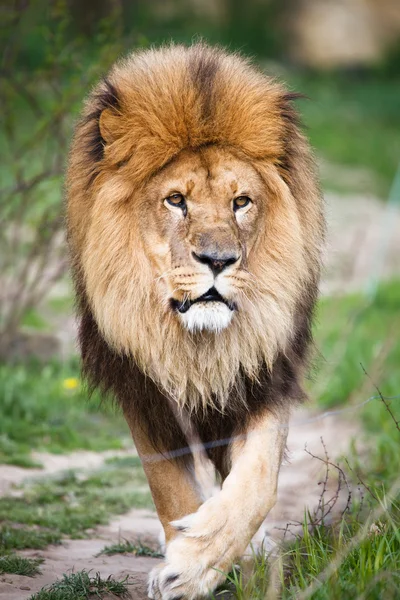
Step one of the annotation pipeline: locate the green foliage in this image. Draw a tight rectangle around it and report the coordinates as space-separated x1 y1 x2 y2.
0 525 61 553
309 279 400 408
0 359 130 465
29 570 131 600
224 504 400 600
281 510 400 599
98 539 162 558
285 72 400 196
104 455 143 468
0 554 43 577
21 309 49 331
0 1 124 354
120 0 286 57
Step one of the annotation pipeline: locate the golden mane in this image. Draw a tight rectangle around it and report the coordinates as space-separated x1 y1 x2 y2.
66 43 324 415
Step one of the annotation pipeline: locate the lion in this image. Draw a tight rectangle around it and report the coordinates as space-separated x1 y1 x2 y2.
66 43 324 600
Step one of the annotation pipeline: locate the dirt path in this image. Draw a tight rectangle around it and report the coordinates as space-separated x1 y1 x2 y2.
322 192 400 296
0 449 138 497
0 408 357 600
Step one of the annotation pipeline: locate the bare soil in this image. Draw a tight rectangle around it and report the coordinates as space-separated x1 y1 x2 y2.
322 192 400 296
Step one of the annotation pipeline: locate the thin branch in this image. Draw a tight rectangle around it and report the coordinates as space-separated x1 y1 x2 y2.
360 363 400 433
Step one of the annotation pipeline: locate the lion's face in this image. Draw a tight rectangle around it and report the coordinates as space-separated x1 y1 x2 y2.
142 147 264 333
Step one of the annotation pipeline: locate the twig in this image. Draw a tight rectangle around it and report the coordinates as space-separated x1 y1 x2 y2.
305 439 352 525
344 458 379 502
360 364 400 433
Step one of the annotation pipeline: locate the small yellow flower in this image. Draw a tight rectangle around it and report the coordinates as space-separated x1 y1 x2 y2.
63 377 79 390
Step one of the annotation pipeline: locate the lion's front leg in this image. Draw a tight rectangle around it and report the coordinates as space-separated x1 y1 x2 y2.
149 408 289 600
124 422 203 545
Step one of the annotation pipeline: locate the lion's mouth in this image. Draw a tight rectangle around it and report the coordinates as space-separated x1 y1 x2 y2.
170 287 236 314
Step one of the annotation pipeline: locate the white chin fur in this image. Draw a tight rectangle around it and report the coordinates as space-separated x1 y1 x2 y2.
179 302 234 332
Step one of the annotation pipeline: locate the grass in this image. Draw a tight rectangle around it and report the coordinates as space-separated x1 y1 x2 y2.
104 455 143 468
0 461 153 538
0 554 43 576
0 358 130 466
29 570 131 600
283 72 400 197
0 524 59 578
309 279 400 409
0 525 61 552
279 510 400 599
0 457 152 590
98 539 163 558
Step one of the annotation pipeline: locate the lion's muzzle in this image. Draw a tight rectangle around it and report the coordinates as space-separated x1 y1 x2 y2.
170 286 237 314
170 285 237 333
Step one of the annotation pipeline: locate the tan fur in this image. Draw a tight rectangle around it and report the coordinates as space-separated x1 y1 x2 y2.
148 408 289 599
124 411 203 544
67 44 323 412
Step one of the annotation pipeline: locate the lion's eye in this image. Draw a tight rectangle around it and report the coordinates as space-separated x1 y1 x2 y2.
233 196 252 212
165 193 187 214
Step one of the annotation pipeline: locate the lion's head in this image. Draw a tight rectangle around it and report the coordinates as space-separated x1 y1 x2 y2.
67 44 324 410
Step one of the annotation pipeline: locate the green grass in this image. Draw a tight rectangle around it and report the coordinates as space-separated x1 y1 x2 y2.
279 510 400 600
104 455 143 468
0 554 43 576
98 539 162 558
0 358 130 466
0 442 42 468
29 570 131 600
21 309 50 331
0 461 152 538
0 525 61 553
309 279 400 409
284 72 400 197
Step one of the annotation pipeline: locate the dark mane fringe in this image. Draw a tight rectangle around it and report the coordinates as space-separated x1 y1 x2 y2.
278 92 307 186
188 45 219 122
82 79 120 184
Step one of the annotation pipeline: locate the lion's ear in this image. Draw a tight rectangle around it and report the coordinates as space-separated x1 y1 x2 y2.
99 108 119 144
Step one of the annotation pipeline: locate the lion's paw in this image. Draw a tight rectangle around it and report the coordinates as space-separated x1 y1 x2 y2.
148 506 233 599
148 548 226 600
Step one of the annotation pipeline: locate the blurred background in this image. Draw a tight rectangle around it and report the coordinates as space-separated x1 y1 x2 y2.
0 1 400 597
1 0 400 362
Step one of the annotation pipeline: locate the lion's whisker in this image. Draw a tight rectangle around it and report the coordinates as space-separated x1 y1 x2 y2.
154 268 174 282
241 267 257 280
238 288 257 311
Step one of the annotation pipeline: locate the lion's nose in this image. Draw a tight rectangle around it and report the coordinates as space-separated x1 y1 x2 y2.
192 251 239 276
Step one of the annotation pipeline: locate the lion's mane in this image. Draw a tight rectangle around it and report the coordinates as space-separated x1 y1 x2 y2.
66 44 324 473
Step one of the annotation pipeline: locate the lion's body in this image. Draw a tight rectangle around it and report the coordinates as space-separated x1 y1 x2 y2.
66 44 324 599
